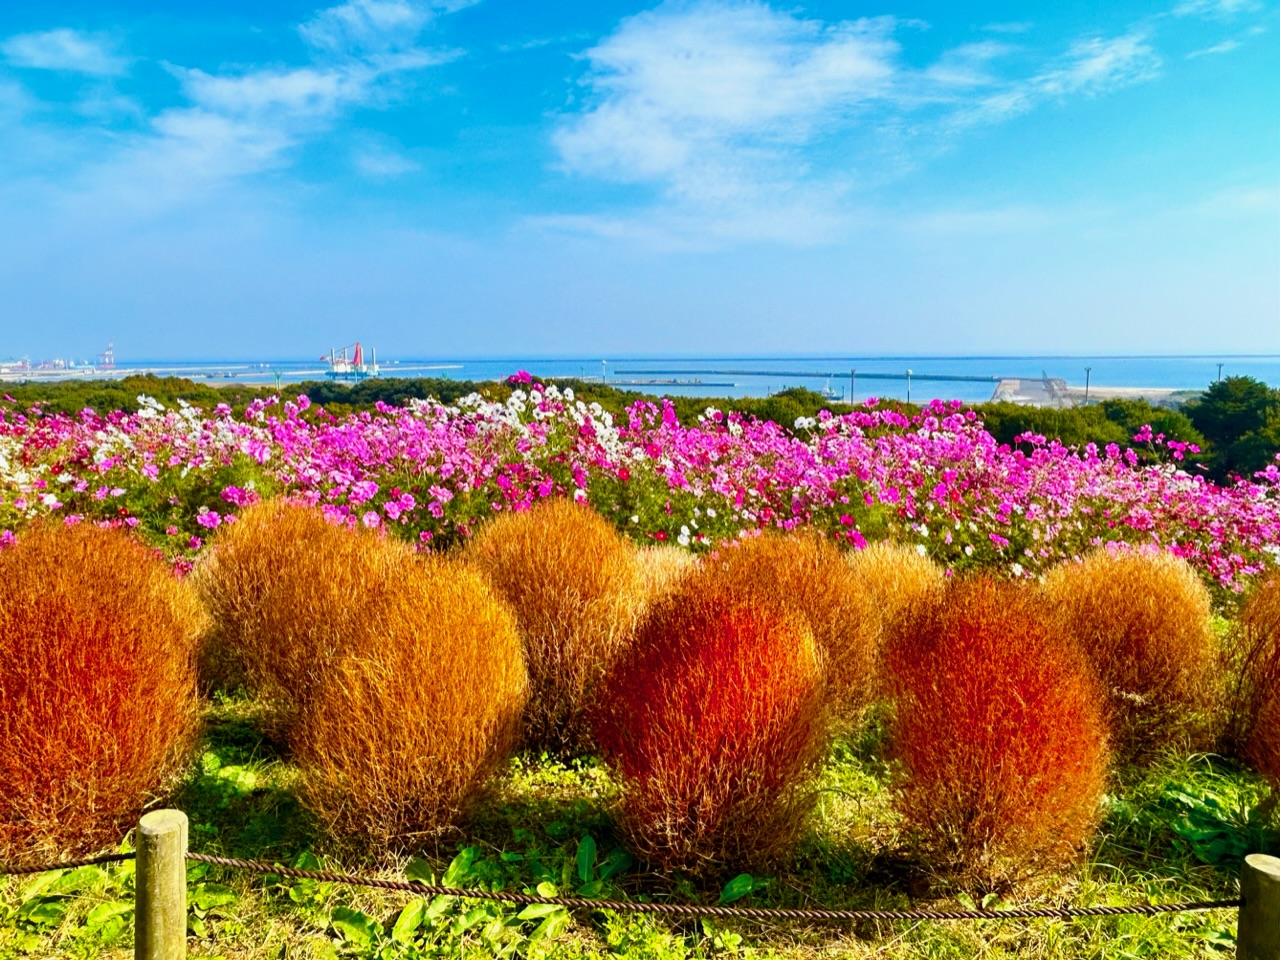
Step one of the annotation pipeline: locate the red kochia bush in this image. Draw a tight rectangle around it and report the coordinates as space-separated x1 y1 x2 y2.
885 578 1110 888
0 523 203 865
593 590 826 876
1234 574 1280 782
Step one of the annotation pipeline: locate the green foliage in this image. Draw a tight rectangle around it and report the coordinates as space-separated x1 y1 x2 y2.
1185 376 1280 479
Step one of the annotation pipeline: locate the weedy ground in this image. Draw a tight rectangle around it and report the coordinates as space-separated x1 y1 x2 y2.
1 693 1275 960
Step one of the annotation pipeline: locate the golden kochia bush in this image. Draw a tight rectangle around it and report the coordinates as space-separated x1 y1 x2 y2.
0 522 203 865
845 539 946 645
1040 548 1217 758
632 542 699 606
193 499 405 734
691 531 877 720
884 578 1110 889
464 497 646 755
291 558 528 852
1232 574 1280 781
593 589 827 877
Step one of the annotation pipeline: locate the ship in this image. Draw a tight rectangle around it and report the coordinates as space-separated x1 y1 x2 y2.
323 342 380 381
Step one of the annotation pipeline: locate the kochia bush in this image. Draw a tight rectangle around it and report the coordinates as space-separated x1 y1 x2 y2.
193 499 402 738
1232 574 1280 781
465 497 645 755
1040 547 1217 759
692 531 878 721
593 589 827 876
291 557 528 852
845 539 946 648
0 523 203 865
885 578 1110 888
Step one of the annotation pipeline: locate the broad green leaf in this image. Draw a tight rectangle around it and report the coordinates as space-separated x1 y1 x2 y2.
48 866 104 895
516 902 564 921
576 880 604 898
598 848 634 881
535 881 558 898
425 895 453 920
452 905 488 935
443 847 480 887
391 898 426 943
717 874 759 905
576 835 597 884
528 911 570 942
85 901 133 929
293 850 322 871
404 857 434 884
330 905 379 946
20 872 63 901
18 897 68 928
191 883 238 911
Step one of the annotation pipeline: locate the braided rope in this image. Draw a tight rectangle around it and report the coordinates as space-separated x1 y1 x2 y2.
0 853 135 876
182 852 1242 923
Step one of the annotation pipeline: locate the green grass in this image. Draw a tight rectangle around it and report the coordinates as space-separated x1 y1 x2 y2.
2 694 1276 960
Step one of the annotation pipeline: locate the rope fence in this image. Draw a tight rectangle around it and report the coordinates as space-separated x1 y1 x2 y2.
3 811 1278 959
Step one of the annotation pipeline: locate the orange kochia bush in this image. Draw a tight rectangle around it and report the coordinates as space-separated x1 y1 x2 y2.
592 588 827 876
291 557 529 852
884 577 1110 888
0 522 203 865
1040 547 1217 757
193 499 403 736
465 497 646 755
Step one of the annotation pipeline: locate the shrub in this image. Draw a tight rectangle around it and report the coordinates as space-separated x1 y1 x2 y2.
465 498 646 755
845 539 947 647
291 557 528 852
1230 574 1280 780
593 588 827 876
692 531 878 720
632 542 699 607
0 523 203 865
884 577 1109 888
1040 547 1217 759
192 499 402 735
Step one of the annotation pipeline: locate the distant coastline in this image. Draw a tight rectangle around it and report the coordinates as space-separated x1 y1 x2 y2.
2 354 1276 408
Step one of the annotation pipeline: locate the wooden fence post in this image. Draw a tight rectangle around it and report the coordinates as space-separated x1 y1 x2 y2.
135 810 187 960
1240 853 1280 960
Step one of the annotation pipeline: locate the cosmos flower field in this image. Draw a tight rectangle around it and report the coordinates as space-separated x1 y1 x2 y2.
1 377 1277 593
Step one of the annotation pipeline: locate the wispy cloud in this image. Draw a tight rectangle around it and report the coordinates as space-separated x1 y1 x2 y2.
354 142 420 177
1 28 127 76
1173 0 1262 18
555 1 898 214
1187 38 1243 56
62 0 466 209
550 1 1164 245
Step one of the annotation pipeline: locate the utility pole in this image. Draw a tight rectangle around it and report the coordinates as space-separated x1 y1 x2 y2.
1217 362 1224 382
850 368 856 404
906 369 912 404
1084 367 1092 405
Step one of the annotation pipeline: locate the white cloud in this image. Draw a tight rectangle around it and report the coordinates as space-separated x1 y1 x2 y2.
556 1 898 194
354 144 420 177
1187 38 1243 56
1041 34 1161 96
1173 0 1261 17
959 33 1160 125
551 2 1167 245
983 22 1035 34
177 65 372 118
924 40 1015 89
1 28 127 76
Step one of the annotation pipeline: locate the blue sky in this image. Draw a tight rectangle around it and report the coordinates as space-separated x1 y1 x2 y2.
0 0 1276 361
